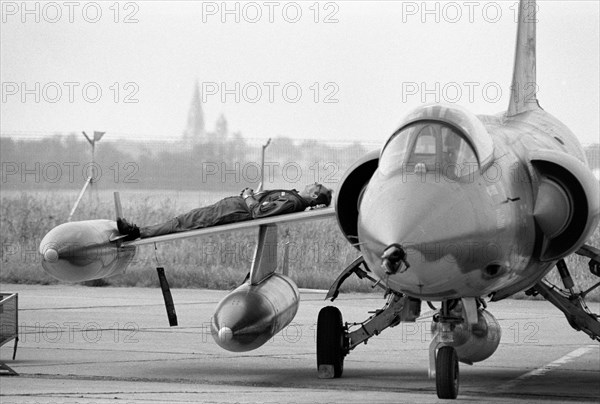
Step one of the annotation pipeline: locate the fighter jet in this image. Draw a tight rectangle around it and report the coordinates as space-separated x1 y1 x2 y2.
39 0 599 399
325 0 599 398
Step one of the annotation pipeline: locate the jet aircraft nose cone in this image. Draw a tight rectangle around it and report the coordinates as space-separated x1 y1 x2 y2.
359 176 481 248
357 172 503 297
218 327 233 343
43 248 59 263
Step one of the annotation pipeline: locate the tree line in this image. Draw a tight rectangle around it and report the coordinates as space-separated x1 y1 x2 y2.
0 134 372 192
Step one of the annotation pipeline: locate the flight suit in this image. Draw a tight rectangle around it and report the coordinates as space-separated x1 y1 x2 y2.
140 190 308 238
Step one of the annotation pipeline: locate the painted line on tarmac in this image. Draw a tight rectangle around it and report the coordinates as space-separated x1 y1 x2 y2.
299 288 328 294
497 344 598 392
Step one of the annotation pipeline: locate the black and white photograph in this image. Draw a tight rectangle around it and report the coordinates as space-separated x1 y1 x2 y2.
1 1 599 403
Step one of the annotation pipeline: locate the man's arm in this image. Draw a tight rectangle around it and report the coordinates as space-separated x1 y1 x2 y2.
252 197 300 219
242 188 305 219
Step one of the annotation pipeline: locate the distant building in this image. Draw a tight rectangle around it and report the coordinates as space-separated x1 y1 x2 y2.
215 113 228 140
182 81 206 145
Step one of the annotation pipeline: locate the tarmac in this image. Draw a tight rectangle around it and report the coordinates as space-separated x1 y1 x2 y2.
1 284 599 403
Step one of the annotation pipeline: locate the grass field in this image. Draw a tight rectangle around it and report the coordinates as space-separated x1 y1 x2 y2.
0 190 372 292
1 190 599 301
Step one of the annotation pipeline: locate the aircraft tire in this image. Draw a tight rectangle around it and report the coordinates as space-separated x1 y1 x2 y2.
436 345 459 399
316 306 345 378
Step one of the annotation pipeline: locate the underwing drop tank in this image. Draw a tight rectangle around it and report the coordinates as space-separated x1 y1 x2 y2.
211 273 300 352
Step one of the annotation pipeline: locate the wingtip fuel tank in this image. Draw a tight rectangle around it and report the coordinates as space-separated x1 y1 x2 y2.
39 220 136 282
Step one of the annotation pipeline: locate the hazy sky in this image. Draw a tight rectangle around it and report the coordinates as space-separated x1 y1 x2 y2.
1 1 599 145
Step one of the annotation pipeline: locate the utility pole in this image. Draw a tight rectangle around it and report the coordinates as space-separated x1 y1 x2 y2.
67 131 105 221
258 138 271 192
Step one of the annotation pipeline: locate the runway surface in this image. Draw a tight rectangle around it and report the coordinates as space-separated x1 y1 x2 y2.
1 284 598 403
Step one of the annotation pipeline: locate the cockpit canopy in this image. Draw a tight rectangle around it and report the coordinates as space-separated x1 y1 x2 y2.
379 104 495 179
379 122 478 178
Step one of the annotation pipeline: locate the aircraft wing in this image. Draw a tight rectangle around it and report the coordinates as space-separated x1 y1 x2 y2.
122 207 336 247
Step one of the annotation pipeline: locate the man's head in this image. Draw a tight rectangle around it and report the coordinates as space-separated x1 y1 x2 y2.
299 183 333 207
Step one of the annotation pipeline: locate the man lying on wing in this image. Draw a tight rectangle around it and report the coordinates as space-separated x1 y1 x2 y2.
116 183 333 241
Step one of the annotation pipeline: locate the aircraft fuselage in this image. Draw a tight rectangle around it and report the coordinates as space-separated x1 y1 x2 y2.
357 105 597 300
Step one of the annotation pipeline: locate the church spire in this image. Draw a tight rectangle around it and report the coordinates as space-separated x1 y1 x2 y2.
183 80 206 144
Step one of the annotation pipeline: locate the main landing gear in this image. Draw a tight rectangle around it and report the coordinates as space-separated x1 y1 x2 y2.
527 245 600 341
316 306 346 378
316 292 421 379
316 256 421 379
317 257 500 400
317 284 460 399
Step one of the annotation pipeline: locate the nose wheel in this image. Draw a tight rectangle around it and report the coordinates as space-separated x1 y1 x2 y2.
316 306 347 378
435 346 459 399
